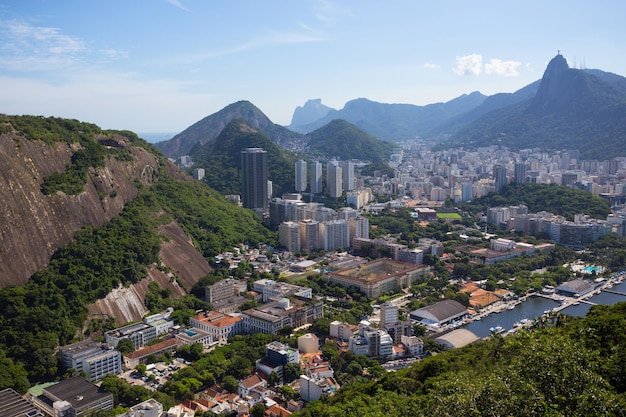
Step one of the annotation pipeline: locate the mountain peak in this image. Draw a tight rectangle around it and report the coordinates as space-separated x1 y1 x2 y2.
531 53 574 111
289 98 335 128
544 53 569 77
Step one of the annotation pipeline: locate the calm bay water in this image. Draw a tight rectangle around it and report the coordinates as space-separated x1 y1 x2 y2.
464 296 560 338
465 280 626 333
561 279 626 317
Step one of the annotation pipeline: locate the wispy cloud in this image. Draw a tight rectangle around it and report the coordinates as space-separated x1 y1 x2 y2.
0 19 129 73
313 0 352 27
0 19 86 71
485 58 521 76
454 53 483 76
179 29 329 64
454 54 522 77
423 62 440 69
164 0 192 13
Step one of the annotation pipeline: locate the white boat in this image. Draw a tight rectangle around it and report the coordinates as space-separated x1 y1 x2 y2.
508 305 515 310
490 326 504 333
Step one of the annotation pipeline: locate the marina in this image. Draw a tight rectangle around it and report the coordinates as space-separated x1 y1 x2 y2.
460 271 626 338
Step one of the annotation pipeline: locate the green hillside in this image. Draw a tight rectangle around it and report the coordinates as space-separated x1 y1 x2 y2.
190 119 298 196
0 116 275 390
459 183 612 221
306 119 397 163
295 302 626 416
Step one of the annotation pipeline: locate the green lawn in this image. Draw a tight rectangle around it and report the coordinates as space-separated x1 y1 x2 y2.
436 212 462 219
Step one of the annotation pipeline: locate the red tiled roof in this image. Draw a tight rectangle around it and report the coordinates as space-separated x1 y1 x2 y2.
265 404 292 417
192 311 242 328
241 374 264 389
125 338 181 359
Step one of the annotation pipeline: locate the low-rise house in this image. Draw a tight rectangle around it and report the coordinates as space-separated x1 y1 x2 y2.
124 338 181 369
238 374 267 399
401 335 424 357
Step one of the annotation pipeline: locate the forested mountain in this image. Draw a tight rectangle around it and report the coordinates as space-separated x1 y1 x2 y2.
305 119 397 163
445 54 626 159
155 100 303 158
0 115 274 389
190 119 298 196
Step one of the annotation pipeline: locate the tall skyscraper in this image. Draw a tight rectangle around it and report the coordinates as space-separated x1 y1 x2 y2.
493 164 508 193
342 161 355 191
295 159 308 193
310 161 323 194
514 162 527 185
327 161 343 198
241 148 268 212
461 182 473 202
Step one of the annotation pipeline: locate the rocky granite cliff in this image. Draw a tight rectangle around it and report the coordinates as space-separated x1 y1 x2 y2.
0 118 209 295
0 129 154 287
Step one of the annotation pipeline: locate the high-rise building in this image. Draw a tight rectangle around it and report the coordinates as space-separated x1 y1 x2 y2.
241 148 268 212
347 191 360 209
310 161 323 194
192 167 205 180
380 303 398 327
349 216 369 247
461 182 473 202
322 220 350 251
327 161 343 198
300 219 322 252
493 164 508 193
295 159 308 192
342 161 355 191
514 162 527 185
279 221 301 253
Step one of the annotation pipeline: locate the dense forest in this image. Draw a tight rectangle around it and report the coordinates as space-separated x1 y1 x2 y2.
459 182 612 220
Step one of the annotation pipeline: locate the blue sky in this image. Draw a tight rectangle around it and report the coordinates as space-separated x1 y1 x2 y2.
1 1 625 134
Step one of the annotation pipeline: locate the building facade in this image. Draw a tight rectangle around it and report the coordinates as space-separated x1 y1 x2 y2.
241 148 268 212
310 161 323 194
59 339 122 383
327 161 343 198
295 159 308 193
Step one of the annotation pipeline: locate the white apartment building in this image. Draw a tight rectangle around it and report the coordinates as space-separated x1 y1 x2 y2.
59 339 122 383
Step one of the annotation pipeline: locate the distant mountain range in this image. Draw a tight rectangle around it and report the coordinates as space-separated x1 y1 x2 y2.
288 93 489 141
155 54 626 161
446 54 626 158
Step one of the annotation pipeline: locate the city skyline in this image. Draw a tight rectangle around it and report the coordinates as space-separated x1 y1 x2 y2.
1 1 625 133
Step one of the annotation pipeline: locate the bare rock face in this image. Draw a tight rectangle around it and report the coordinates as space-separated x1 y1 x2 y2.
86 220 211 325
157 220 213 291
0 132 161 288
87 265 187 325
0 127 214 327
